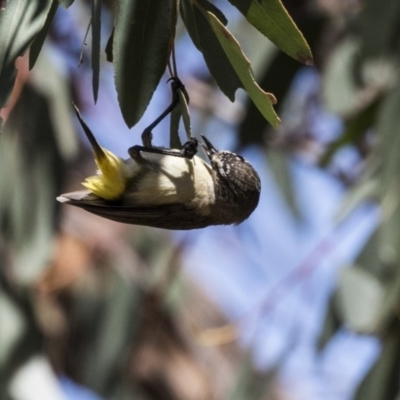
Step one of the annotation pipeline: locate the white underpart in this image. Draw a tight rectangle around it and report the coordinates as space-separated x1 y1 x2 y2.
122 153 215 215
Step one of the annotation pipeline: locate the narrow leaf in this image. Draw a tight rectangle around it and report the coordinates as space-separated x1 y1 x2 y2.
169 107 182 149
105 28 114 62
180 0 227 50
197 0 227 25
354 334 400 400
228 0 313 65
91 0 101 103
319 99 380 167
29 0 59 70
177 88 191 140
336 266 384 333
182 0 242 101
113 0 174 128
201 8 281 127
0 0 52 109
180 0 201 49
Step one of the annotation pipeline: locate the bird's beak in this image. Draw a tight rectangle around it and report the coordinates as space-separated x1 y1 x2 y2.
200 135 217 159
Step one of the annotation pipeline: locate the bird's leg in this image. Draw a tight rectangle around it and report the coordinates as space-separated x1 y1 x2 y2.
141 77 189 148
129 137 198 160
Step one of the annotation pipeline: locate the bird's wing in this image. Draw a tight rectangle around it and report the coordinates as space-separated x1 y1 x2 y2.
57 191 212 230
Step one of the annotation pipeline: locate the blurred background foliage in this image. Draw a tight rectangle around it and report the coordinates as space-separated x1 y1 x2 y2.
2 0 400 399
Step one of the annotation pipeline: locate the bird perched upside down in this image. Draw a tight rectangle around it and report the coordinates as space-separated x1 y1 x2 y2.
58 91 261 230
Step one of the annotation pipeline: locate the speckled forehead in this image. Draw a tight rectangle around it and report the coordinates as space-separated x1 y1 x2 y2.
211 151 249 175
213 151 248 164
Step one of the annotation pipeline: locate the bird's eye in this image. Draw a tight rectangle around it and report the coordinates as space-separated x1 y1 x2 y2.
236 155 244 162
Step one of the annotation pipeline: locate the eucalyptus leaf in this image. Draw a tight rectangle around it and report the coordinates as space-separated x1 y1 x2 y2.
322 38 360 116
317 297 341 351
169 107 182 149
230 355 277 400
359 0 400 60
91 0 101 103
29 0 59 70
266 150 298 216
184 0 242 100
228 0 313 65
197 0 227 25
177 88 191 140
336 266 385 333
81 270 142 395
199 7 281 127
0 0 52 108
0 293 26 366
105 28 114 62
319 100 380 167
376 85 400 199
180 0 201 49
113 0 174 128
354 334 400 400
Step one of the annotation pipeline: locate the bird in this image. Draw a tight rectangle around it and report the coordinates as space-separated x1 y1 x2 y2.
57 106 261 230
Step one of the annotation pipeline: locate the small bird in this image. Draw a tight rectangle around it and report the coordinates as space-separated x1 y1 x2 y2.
57 107 261 230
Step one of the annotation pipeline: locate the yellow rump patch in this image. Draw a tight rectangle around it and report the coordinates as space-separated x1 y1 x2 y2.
82 148 127 200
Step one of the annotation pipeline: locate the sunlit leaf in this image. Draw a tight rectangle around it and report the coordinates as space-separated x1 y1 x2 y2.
197 0 227 25
113 0 174 128
228 0 313 65
199 7 280 127
182 0 242 100
336 266 384 333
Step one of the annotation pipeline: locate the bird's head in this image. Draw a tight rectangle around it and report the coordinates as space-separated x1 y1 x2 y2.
200 135 261 223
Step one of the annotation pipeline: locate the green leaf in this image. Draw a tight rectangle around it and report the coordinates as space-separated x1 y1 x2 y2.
230 355 278 400
181 0 242 100
169 106 182 149
354 333 400 400
376 85 400 199
228 0 313 65
105 28 114 62
91 0 101 103
336 266 384 333
180 0 227 50
237 14 324 146
0 0 52 109
319 99 380 167
197 0 227 25
177 88 191 140
359 0 400 60
322 38 360 116
317 297 341 351
57 0 74 8
29 0 59 70
180 0 202 49
200 7 281 127
267 149 299 216
113 0 174 128
80 270 142 394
